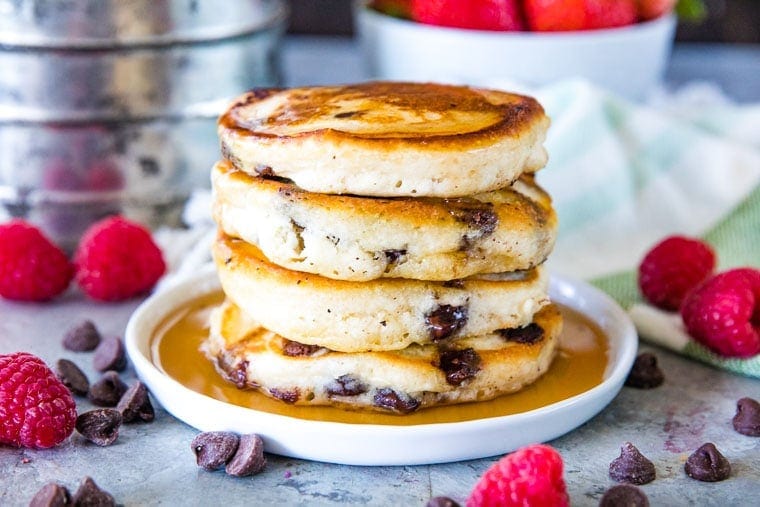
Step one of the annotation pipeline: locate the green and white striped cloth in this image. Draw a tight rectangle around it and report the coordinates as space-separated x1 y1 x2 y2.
530 79 760 378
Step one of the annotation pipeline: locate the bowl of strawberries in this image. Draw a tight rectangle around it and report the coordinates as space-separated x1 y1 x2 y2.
356 0 679 99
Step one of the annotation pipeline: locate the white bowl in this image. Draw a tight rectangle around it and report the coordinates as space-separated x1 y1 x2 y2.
355 2 676 99
125 266 637 466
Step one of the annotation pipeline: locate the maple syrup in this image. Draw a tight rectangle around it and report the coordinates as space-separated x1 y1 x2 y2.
151 293 608 426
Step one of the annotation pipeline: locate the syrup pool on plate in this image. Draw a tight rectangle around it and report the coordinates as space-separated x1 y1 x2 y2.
151 293 609 426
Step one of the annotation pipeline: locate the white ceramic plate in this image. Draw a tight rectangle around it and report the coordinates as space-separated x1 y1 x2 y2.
125 265 637 466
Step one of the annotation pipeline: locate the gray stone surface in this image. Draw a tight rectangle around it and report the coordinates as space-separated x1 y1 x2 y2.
2 37 760 506
1 282 759 506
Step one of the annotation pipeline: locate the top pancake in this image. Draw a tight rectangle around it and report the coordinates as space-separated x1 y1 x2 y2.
218 82 549 198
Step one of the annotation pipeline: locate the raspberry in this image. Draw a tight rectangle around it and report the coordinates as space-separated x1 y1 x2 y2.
638 236 716 311
74 215 166 301
467 444 569 507
0 220 73 301
0 352 77 449
680 268 760 358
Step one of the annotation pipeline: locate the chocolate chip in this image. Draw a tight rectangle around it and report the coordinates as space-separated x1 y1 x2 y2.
254 164 275 176
63 320 101 351
438 348 480 386
325 374 368 397
56 358 89 396
599 484 649 507
426 496 461 507
116 382 154 423
93 336 126 373
71 476 115 507
624 352 664 389
250 88 280 100
29 483 71 507
384 249 407 265
609 442 656 485
282 339 323 357
685 443 731 482
138 156 160 176
446 200 498 236
442 279 465 289
425 304 468 341
88 371 128 407
225 434 267 477
191 432 240 470
732 397 760 436
497 323 545 344
334 111 359 119
269 388 299 404
373 388 420 414
76 409 122 446
230 360 249 389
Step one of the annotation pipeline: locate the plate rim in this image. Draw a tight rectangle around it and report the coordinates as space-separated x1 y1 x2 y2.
126 264 638 465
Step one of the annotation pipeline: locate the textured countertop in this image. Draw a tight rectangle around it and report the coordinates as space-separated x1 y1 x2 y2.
2 37 760 506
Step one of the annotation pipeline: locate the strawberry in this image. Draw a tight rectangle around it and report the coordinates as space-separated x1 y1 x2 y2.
524 0 637 31
523 0 586 30
636 0 676 21
585 0 638 28
411 0 525 31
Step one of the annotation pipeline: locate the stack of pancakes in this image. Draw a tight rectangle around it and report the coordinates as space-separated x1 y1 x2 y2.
205 82 560 414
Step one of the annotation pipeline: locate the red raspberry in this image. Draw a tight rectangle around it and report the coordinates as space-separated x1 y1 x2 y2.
0 352 77 449
411 0 524 31
638 236 716 311
0 220 73 301
467 444 569 507
680 268 760 358
74 215 166 301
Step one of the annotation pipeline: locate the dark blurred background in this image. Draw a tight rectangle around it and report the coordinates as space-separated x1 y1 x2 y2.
285 0 760 43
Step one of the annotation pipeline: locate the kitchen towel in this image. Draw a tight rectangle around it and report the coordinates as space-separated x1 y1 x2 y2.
532 79 760 378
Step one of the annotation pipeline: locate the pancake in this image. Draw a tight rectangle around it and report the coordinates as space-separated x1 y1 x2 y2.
212 160 557 281
204 299 562 414
218 82 549 198
213 234 550 353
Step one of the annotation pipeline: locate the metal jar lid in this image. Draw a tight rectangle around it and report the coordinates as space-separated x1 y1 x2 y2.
0 0 288 121
0 0 289 48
